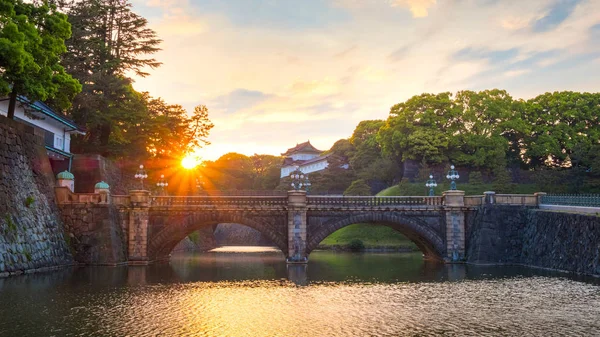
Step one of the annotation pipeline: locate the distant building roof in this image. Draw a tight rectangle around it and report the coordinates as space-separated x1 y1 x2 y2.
16 95 86 134
282 140 323 156
281 153 332 168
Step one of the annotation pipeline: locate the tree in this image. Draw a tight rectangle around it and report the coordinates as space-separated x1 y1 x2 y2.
451 89 522 170
521 91 600 169
60 0 161 154
344 179 371 196
0 0 81 118
378 92 458 166
250 154 282 190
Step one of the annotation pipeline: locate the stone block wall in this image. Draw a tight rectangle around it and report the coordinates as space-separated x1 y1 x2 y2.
467 205 600 276
59 203 127 265
0 116 73 276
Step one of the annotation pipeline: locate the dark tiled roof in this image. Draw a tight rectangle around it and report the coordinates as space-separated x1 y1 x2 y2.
16 95 86 133
281 140 322 156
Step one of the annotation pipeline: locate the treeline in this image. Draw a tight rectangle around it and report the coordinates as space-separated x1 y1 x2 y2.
287 90 600 195
1 0 214 169
204 89 600 195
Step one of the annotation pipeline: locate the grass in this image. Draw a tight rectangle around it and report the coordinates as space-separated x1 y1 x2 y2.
377 182 540 196
4 215 17 233
318 223 417 250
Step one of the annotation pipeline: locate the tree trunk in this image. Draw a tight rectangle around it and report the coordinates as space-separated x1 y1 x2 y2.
7 89 17 119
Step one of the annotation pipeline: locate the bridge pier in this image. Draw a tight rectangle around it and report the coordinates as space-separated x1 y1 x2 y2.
128 190 150 265
442 190 466 262
287 190 308 264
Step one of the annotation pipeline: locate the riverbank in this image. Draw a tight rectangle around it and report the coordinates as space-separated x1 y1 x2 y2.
318 224 418 251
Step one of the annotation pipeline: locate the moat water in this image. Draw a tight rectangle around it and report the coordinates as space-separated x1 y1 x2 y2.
1 248 599 336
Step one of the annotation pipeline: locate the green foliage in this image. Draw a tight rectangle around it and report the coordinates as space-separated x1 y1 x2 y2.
24 195 35 208
469 171 484 186
58 0 215 160
319 224 417 249
348 239 365 252
378 92 456 166
188 231 200 244
0 0 81 118
344 179 372 196
492 168 514 194
203 153 283 191
378 182 542 196
23 249 31 262
521 91 600 169
4 215 17 233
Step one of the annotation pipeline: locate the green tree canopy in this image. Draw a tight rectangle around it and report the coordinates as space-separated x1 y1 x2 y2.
60 0 161 155
522 91 600 169
0 0 81 118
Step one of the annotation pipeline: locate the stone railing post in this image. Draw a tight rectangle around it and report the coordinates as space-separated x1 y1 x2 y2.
484 191 496 205
287 190 308 263
442 190 465 262
534 192 547 207
128 190 151 264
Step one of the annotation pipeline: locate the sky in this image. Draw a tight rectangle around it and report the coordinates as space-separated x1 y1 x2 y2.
129 0 600 161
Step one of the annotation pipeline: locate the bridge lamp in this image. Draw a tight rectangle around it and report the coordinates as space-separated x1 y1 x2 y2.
304 175 312 194
195 177 205 195
156 174 168 195
425 174 437 196
446 165 460 190
134 164 148 190
289 167 307 191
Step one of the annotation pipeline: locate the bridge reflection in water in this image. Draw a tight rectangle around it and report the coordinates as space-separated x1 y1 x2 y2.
2 249 599 337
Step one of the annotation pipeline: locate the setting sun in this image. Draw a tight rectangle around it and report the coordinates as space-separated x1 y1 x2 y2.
181 155 200 170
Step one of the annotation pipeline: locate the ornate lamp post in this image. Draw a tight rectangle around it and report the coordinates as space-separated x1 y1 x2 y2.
446 165 460 190
289 166 310 191
303 174 312 194
156 174 168 195
425 174 437 196
195 177 205 195
134 164 148 189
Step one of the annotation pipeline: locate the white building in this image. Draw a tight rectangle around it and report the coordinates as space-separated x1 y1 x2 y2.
0 95 85 173
280 141 331 178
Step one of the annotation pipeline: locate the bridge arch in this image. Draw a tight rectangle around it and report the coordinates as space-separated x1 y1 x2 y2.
148 211 288 260
306 212 445 260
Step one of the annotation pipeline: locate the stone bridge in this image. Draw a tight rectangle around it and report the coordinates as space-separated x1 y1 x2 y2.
55 187 544 264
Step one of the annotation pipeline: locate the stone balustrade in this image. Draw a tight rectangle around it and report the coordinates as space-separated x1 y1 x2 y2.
150 195 289 208
306 196 443 208
494 194 538 206
464 195 484 206
55 186 109 204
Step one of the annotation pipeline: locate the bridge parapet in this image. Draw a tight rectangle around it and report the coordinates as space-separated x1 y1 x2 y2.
55 186 109 204
494 194 538 206
464 195 484 207
149 195 288 209
306 196 443 209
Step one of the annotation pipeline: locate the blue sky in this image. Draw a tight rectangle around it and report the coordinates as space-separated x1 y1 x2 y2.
131 0 600 160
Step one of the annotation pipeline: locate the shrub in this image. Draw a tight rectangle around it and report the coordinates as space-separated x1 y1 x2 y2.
25 196 35 208
348 239 365 252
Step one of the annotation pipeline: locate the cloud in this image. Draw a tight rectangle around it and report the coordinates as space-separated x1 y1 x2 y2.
504 69 531 77
390 0 437 18
128 0 600 160
453 47 520 64
211 89 273 115
532 0 582 32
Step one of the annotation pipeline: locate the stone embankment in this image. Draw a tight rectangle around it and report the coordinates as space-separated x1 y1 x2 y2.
467 206 600 276
0 116 73 276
